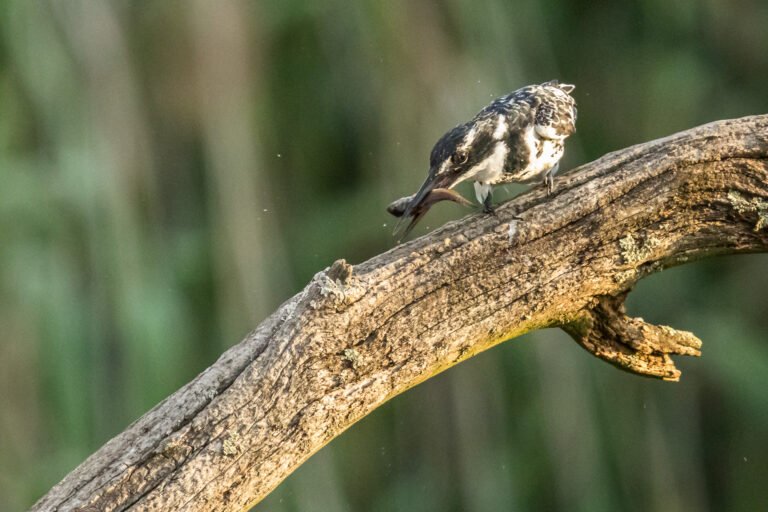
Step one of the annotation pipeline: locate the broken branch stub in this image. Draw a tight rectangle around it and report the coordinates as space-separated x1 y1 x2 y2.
32 115 768 512
563 293 702 381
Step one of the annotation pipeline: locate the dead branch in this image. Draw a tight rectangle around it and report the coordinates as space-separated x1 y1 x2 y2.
32 115 768 511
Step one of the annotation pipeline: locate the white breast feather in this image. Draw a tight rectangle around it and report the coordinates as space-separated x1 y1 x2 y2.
523 125 538 158
463 142 508 184
535 124 561 140
493 115 508 140
517 126 564 182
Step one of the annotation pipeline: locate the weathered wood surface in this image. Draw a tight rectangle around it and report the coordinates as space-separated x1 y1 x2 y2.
33 115 768 511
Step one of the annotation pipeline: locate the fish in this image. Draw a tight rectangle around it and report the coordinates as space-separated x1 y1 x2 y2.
387 188 473 239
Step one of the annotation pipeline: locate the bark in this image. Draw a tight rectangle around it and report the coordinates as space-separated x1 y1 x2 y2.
33 115 768 511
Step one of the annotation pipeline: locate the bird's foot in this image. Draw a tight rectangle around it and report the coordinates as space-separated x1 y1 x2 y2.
482 195 495 214
544 175 554 196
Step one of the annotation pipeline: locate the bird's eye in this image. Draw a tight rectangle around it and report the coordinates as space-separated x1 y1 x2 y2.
452 150 469 164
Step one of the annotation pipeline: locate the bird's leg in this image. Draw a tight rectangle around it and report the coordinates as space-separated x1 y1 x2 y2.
544 174 554 195
543 162 559 196
474 182 495 214
483 193 495 214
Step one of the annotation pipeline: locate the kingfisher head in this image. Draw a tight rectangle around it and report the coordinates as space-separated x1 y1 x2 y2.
429 120 502 186
396 118 502 229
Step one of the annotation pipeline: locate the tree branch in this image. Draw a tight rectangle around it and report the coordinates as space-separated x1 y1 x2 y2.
562 292 703 381
33 115 768 511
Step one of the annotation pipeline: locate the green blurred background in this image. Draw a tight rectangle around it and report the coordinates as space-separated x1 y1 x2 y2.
1 1 767 510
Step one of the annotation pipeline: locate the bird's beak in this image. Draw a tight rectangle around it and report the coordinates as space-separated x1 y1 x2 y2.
402 170 455 218
392 169 463 239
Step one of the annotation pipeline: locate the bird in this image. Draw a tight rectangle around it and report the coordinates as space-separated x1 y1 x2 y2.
390 80 577 238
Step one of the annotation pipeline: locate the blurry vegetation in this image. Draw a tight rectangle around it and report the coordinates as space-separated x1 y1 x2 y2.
1 0 767 510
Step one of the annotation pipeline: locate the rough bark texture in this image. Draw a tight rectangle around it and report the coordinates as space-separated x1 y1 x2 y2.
33 115 768 511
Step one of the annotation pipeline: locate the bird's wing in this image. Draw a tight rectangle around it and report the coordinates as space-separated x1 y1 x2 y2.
478 88 539 121
476 94 539 175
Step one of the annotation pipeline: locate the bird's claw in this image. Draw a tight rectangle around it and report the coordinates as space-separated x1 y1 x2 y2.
482 195 495 214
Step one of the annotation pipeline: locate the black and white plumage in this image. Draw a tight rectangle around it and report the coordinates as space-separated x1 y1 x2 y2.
392 80 576 237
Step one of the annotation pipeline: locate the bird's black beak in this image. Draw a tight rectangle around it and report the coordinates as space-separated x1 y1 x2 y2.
406 167 461 217
393 169 459 239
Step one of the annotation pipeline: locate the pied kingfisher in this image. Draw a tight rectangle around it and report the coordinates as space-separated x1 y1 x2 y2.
390 80 577 237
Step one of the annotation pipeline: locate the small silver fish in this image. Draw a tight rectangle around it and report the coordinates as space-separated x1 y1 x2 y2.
387 188 473 238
